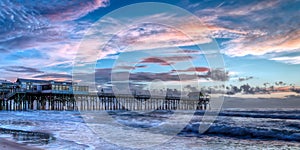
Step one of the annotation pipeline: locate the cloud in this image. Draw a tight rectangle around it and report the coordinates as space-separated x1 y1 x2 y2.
130 68 228 82
93 67 228 85
102 21 246 54
270 56 300 65
2 0 298 84
114 65 147 70
94 68 112 83
6 49 46 60
1 0 106 43
176 49 202 54
0 0 109 75
217 0 280 16
0 0 48 43
2 66 43 73
0 1 111 84
75 7 248 67
224 30 300 57
172 67 210 73
140 56 194 66
188 0 300 60
33 73 72 79
238 76 254 82
141 57 173 66
0 48 9 53
184 85 198 92
207 69 229 81
28 0 109 21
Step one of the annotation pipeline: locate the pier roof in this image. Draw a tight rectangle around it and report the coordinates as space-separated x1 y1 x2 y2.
16 78 75 85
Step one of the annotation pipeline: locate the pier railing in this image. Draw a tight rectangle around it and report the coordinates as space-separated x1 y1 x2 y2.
0 92 210 111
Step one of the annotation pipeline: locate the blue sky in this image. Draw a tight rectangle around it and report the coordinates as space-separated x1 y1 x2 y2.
1 0 300 90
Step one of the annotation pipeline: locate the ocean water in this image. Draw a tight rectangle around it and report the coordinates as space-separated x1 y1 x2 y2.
0 109 300 150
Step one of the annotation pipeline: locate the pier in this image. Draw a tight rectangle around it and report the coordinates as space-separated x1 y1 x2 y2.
0 92 210 111
0 78 210 111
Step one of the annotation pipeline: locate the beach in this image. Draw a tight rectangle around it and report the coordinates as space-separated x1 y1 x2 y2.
0 138 42 150
0 95 299 149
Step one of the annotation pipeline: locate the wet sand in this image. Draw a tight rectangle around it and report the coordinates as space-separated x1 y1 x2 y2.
0 138 42 150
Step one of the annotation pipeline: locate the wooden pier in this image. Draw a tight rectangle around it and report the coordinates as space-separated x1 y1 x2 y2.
0 92 210 111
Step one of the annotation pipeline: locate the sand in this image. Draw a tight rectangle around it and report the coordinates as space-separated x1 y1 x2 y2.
0 138 42 150
227 92 300 99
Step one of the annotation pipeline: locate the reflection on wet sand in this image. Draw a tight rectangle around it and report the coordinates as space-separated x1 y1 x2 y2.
0 127 55 146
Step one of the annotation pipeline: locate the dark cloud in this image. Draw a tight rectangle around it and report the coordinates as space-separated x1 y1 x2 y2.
172 67 210 73
136 65 147 68
238 76 254 82
92 67 229 85
176 49 201 54
0 0 48 42
162 56 194 61
141 57 173 66
24 0 110 21
207 69 229 81
94 68 112 83
3 66 43 73
0 0 109 50
141 56 194 66
113 65 147 70
33 73 72 79
0 48 9 53
129 72 180 82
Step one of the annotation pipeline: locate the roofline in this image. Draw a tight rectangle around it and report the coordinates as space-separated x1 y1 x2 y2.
16 78 76 84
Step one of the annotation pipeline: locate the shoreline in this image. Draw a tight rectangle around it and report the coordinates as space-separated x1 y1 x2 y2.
0 138 42 150
225 91 300 99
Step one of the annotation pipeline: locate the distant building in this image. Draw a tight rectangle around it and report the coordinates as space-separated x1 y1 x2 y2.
133 89 151 99
188 91 208 100
188 92 199 100
0 80 15 94
165 88 181 99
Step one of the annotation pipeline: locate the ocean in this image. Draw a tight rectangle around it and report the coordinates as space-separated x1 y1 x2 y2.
0 108 300 149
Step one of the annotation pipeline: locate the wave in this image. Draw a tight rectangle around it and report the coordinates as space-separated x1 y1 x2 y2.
194 110 300 120
1 109 300 146
180 123 300 142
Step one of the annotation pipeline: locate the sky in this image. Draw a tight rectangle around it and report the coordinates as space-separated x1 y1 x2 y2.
1 0 300 91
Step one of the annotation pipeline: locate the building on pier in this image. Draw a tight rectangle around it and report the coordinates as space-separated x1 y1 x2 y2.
0 78 210 111
11 78 89 95
0 80 15 98
0 80 14 91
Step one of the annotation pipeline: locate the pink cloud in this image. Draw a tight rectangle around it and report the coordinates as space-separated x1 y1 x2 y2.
141 57 173 66
172 67 210 73
140 56 194 66
28 0 109 21
224 30 300 57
